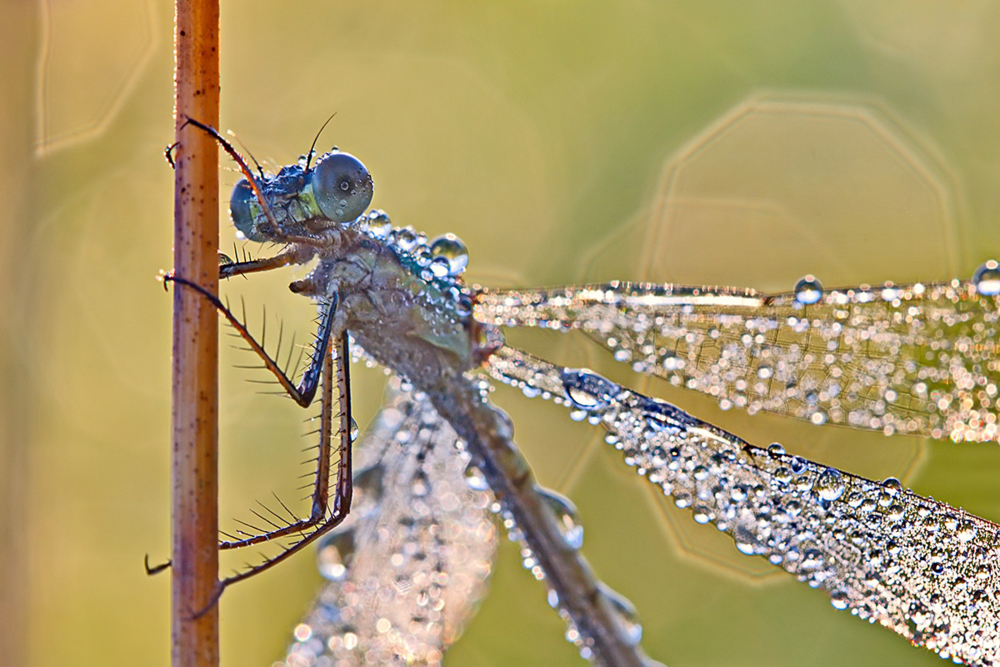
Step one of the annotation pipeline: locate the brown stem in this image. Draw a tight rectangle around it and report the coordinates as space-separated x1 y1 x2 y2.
172 1 220 666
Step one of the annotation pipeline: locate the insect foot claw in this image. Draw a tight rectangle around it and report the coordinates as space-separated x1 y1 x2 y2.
144 554 171 576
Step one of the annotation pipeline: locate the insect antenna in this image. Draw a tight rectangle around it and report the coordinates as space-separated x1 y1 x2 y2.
225 129 266 181
304 112 338 170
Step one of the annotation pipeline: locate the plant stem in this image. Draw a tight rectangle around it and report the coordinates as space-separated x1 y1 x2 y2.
172 1 220 666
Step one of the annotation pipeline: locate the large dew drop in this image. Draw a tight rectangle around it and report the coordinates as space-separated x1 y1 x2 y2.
973 259 1000 296
596 583 643 646
562 369 619 410
814 468 845 503
537 487 584 550
428 233 469 276
793 275 824 305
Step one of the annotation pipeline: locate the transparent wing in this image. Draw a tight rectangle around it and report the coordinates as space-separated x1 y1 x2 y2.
487 345 1000 666
475 277 1000 442
283 377 498 667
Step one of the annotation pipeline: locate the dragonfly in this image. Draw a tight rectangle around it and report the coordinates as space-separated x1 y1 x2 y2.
168 119 1000 667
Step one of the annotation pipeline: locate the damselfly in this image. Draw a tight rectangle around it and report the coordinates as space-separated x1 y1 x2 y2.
170 120 1000 667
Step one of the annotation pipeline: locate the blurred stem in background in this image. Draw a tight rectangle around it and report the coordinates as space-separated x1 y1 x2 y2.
0 1 39 666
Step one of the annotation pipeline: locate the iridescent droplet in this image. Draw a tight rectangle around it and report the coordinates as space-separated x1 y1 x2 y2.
793 275 823 305
537 487 584 550
973 259 1000 296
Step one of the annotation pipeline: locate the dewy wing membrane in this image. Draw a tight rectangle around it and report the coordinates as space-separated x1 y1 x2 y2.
486 345 1000 666
475 275 1000 442
284 379 497 667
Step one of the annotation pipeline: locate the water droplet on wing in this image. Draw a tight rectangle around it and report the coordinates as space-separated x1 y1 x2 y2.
793 275 823 305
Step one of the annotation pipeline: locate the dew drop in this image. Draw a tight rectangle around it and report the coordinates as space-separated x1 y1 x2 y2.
733 524 765 555
956 520 978 543
411 469 430 497
393 227 418 251
547 588 560 609
814 468 845 503
429 256 452 278
562 369 617 410
316 528 356 581
596 583 643 646
793 275 824 305
428 233 470 275
830 590 850 610
366 210 391 237
973 259 1000 296
464 464 489 491
881 477 903 494
537 487 584 550
789 456 808 475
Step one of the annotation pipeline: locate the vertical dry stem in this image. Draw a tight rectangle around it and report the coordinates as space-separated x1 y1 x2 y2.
172 1 220 666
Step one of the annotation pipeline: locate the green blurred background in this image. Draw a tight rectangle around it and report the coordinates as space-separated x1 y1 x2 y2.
2 1 1000 665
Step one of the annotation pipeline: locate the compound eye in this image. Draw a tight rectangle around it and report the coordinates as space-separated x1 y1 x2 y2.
310 151 373 223
230 179 266 242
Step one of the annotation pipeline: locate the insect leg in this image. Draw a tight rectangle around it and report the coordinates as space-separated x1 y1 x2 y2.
216 335 354 583
182 116 282 234
219 245 316 280
165 275 336 407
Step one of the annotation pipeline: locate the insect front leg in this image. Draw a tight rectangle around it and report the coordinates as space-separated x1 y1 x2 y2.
219 244 316 280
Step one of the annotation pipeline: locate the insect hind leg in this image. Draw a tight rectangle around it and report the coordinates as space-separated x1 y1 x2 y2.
216 335 354 591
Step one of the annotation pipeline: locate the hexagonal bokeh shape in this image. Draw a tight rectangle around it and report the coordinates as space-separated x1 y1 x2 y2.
577 94 957 583
35 0 159 155
586 94 959 289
